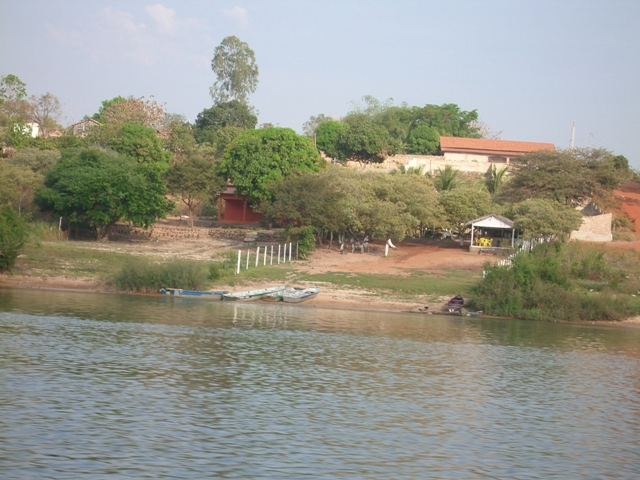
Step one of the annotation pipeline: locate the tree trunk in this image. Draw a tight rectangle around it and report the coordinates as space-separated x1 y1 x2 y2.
96 224 112 242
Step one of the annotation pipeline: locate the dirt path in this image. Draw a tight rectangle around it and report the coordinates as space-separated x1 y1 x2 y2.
611 181 640 250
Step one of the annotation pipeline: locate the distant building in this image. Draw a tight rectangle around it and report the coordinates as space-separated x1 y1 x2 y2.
71 118 101 137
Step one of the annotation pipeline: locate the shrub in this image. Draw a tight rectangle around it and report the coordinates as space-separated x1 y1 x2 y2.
0 205 29 272
111 257 209 293
287 226 317 258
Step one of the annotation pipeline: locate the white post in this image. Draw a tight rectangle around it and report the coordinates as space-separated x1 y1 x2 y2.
470 225 475 247
283 243 287 264
255 246 260 267
278 244 281 264
263 246 267 265
289 242 292 261
385 244 389 257
246 249 250 270
511 229 515 248
270 245 273 265
236 250 241 274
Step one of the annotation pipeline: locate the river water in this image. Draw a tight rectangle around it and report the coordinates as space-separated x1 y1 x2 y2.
1 287 639 479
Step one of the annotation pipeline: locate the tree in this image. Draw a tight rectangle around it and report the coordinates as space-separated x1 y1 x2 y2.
210 36 259 105
0 205 29 272
35 148 173 240
92 96 127 122
166 152 225 227
0 163 43 214
433 165 460 191
0 74 27 103
314 120 349 160
336 119 398 165
501 148 629 206
405 124 439 155
216 127 323 203
508 198 583 239
302 113 330 138
194 100 257 150
165 121 196 159
439 186 494 233
485 164 508 194
108 122 171 165
29 93 62 137
6 147 60 173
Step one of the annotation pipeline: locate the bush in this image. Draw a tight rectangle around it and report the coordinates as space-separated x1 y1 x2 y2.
111 257 209 293
287 226 316 258
469 242 640 321
0 205 29 272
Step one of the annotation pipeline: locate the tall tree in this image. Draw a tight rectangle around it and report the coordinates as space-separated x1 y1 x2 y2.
108 122 171 165
439 186 494 234
315 120 349 160
216 127 323 203
507 199 583 239
0 74 27 103
28 93 62 137
336 119 398 165
210 36 259 105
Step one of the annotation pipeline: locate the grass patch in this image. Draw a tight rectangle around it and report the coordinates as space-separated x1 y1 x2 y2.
613 232 639 242
111 257 209 293
296 269 480 297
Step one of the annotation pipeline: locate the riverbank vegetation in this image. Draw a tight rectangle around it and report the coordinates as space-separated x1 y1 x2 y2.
470 243 640 321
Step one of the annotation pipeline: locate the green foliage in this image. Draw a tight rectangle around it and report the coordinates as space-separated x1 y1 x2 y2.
92 96 127 122
5 121 34 148
405 124 440 155
35 148 173 239
433 165 460 191
439 186 494 233
195 100 257 132
287 226 317 258
0 163 43 213
337 118 399 164
259 166 441 241
0 205 29 271
507 198 583 239
0 74 27 102
502 148 631 205
470 243 640 321
165 151 225 226
210 36 259 105
314 120 350 160
111 257 209 292
165 121 196 157
217 127 323 203
485 164 508 194
6 147 60 173
108 122 170 165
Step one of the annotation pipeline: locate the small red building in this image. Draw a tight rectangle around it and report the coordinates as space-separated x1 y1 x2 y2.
217 185 263 225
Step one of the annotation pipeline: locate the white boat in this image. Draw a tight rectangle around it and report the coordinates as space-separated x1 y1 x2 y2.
282 287 320 303
262 287 304 302
223 285 286 302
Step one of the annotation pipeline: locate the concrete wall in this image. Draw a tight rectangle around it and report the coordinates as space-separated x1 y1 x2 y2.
570 213 613 242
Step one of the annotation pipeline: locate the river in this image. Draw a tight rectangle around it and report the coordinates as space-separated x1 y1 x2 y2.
1 287 639 479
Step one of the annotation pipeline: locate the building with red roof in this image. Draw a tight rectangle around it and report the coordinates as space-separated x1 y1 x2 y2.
439 136 555 165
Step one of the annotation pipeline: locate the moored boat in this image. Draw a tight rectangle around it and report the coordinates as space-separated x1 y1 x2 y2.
459 309 483 317
446 294 464 312
223 285 286 302
160 288 227 300
282 287 320 303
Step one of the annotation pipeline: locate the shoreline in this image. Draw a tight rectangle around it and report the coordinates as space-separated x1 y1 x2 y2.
2 277 639 328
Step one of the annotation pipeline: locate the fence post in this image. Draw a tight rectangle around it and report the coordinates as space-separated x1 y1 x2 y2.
385 244 389 257
296 242 299 260
278 244 281 264
246 249 250 270
236 250 241 274
270 245 273 265
255 246 260 267
283 244 287 264
263 246 267 266
289 242 292 261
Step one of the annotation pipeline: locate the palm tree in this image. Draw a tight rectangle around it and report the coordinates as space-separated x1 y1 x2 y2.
434 165 459 191
486 164 508 194
394 165 426 175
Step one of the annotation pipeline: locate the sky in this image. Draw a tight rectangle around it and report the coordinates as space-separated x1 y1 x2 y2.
1 0 639 167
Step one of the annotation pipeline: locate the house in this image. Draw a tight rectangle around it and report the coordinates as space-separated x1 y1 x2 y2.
217 185 263 225
71 118 101 137
387 136 555 175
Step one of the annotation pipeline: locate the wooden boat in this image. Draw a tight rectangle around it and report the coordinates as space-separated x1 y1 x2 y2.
160 288 227 300
282 287 320 303
223 285 286 302
446 294 464 312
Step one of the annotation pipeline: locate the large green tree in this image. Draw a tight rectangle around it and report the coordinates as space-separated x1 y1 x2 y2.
314 120 349 160
216 127 323 203
35 148 173 239
439 186 494 233
194 100 257 151
210 36 259 105
336 119 398 165
507 198 583 239
108 122 171 165
166 152 225 227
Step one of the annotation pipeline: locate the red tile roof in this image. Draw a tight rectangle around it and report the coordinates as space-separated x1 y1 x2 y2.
440 136 555 155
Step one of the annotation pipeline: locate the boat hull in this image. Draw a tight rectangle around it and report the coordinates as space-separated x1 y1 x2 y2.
223 286 286 302
282 288 320 303
160 288 227 300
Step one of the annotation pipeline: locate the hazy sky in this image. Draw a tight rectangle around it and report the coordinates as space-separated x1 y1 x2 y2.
1 0 639 166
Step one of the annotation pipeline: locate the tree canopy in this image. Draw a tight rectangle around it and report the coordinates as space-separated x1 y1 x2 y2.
507 199 583 239
216 127 323 203
194 100 257 152
439 186 494 233
210 36 259 105
0 205 29 272
108 122 170 165
35 148 173 239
